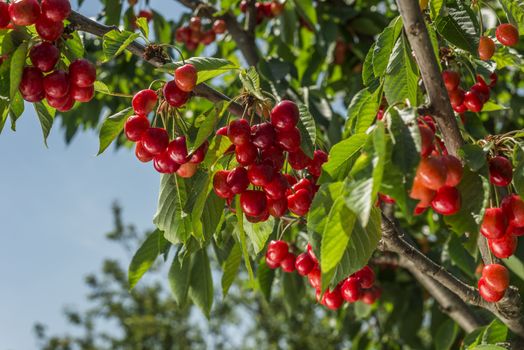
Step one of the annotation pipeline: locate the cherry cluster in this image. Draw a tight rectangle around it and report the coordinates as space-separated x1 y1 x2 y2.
212 100 328 222
478 23 520 61
265 241 381 310
479 155 523 259
239 0 284 23
443 70 497 114
478 263 510 303
125 63 206 177
175 17 227 51
409 116 464 216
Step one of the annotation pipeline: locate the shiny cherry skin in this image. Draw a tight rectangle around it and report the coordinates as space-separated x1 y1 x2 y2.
189 141 208 163
341 276 362 302
135 141 153 162
261 145 285 170
478 36 496 60
507 223 524 237
176 162 198 178
419 124 435 157
270 100 299 131
449 88 465 108
29 42 59 73
501 194 524 227
35 16 64 41
267 197 287 217
228 119 251 145
482 264 510 293
212 19 226 34
8 0 41 26
265 254 280 269
41 0 71 22
70 84 94 102
163 80 189 107
19 67 44 98
488 233 517 259
416 156 447 190
201 30 216 45
464 90 483 112
287 188 312 216
132 89 158 115
276 127 301 152
216 126 228 136
175 63 198 92
56 93 74 112
240 190 267 217
167 136 188 164
480 208 508 240
69 59 96 88
431 186 461 215
361 287 382 305
442 70 460 91
247 162 275 186
236 142 258 166
226 166 250 194
153 151 180 174
24 90 45 103
496 23 519 47
478 277 505 303
354 266 375 289
442 155 463 187
213 170 233 199
295 252 315 276
0 2 10 28
292 178 314 195
288 149 312 170
471 83 490 103
251 122 276 149
322 286 343 310
267 240 289 263
43 70 69 98
410 178 436 207
280 252 296 273
124 115 150 142
489 156 513 187
307 150 328 177
263 173 289 199
46 93 69 108
141 127 169 155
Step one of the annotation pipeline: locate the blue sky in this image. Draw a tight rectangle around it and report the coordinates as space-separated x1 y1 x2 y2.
0 2 183 349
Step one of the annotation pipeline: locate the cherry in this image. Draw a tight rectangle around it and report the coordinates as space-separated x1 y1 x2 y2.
276 127 301 152
448 88 465 108
71 84 94 103
124 115 150 142
489 156 513 187
482 264 509 293
419 115 436 132
507 223 524 237
189 30 202 44
442 70 460 91
261 145 284 170
189 16 201 31
153 151 180 174
175 63 198 92
361 287 381 305
212 19 226 34
354 266 375 289
176 162 198 178
267 197 287 217
175 27 191 43
46 93 68 108
263 173 289 199
410 178 436 207
251 122 276 149
501 194 524 227
308 150 329 177
189 141 208 163
287 188 312 216
24 90 44 103
132 89 158 116
431 186 461 215
135 141 153 162
488 233 517 259
478 277 505 303
292 178 314 195
295 252 315 276
471 83 490 103
141 127 169 155
240 190 267 217
341 276 361 302
236 142 258 166
44 70 70 99
166 136 188 164
0 2 10 28
35 16 64 41
56 93 74 112
216 126 228 136
226 166 250 194
464 91 483 112
288 149 312 170
280 252 296 273
322 286 343 310
228 119 251 145
270 1 284 16
41 0 70 22
271 100 299 131
496 23 519 47
441 155 463 187
481 208 508 240
239 0 248 12
163 80 189 107
414 204 428 216
8 0 41 26
267 240 289 263
137 9 153 22
416 156 447 190
69 59 96 88
478 36 495 60
213 170 233 199
201 30 216 45
489 72 498 88
419 124 435 157
247 162 274 186
378 193 396 204
19 67 44 98
29 42 59 73
265 255 280 269
454 103 468 114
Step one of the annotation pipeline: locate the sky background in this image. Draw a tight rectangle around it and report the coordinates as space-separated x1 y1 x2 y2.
0 1 183 349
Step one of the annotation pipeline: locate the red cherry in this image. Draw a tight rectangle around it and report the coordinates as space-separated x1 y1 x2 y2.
176 162 198 178
189 141 208 163
322 286 343 310
153 151 180 174
35 16 64 41
240 190 267 217
280 252 296 273
308 266 321 289
449 88 465 108
419 115 436 132
265 254 280 269
175 26 191 43
201 30 216 45
307 150 329 177
175 63 198 92
189 16 201 31
247 162 274 186
236 142 258 166
213 170 233 199
163 80 189 107
43 70 69 98
29 42 59 73
333 40 347 65
216 126 228 136
292 178 314 195
124 115 150 142
167 136 188 164
501 194 524 227
251 122 276 149
478 36 496 60
270 1 284 16
228 119 251 145
288 149 312 170
488 233 517 259
261 145 284 170
55 93 74 112
132 89 158 115
267 197 287 217
263 173 289 199
135 141 153 162
478 277 505 302
361 287 381 305
46 93 69 108
496 23 519 47
414 204 428 216
307 243 318 263
295 252 315 276
464 90 483 112
287 188 312 216
23 90 45 102
137 9 153 22
141 128 169 155
416 156 447 190
471 83 490 103
454 103 468 114
276 127 301 152
212 19 226 34
267 240 289 263
226 166 250 194
507 223 524 237
442 155 463 187
69 59 96 88
19 67 44 98
240 0 248 12
482 264 509 293
489 156 513 187
41 0 70 22
70 85 93 104
8 0 41 26
481 208 508 239
354 266 375 289
489 72 498 88
341 276 362 302
378 193 396 204
270 100 299 131
410 178 436 207
0 2 10 28
431 186 461 215
442 70 460 91
419 124 435 157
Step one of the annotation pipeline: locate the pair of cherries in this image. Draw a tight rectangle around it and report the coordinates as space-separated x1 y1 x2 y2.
175 17 227 51
478 263 510 303
478 23 520 61
443 70 496 114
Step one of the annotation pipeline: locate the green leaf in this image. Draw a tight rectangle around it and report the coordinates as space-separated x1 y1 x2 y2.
94 81 111 94
492 46 523 70
435 3 479 54
430 0 444 19
319 133 368 183
243 218 274 254
499 0 524 32
191 103 227 151
128 229 169 289
482 319 508 344
308 182 345 237
159 57 238 84
435 319 458 350
504 255 524 280
362 43 376 86
221 241 241 297
135 17 149 39
168 252 191 306
102 0 122 26
97 107 133 155
384 35 419 106
10 41 28 101
469 346 508 350
460 144 487 172
235 197 255 284
33 102 55 147
373 16 402 79
187 171 211 242
0 98 8 134
297 104 316 158
62 32 85 62
344 87 382 136
293 0 316 26
202 192 225 240
102 30 140 62
257 259 275 301
189 249 214 317
9 92 24 130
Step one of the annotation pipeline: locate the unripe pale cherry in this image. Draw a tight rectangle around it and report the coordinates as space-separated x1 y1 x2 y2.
8 0 41 26
496 23 519 47
29 42 59 73
480 208 508 240
124 115 150 142
270 100 299 131
489 156 513 187
175 63 198 92
35 16 64 41
478 277 505 303
41 0 71 22
431 186 461 216
69 59 96 88
482 264 510 293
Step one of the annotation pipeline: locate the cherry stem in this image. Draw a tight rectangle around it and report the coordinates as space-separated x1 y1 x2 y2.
158 44 186 64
